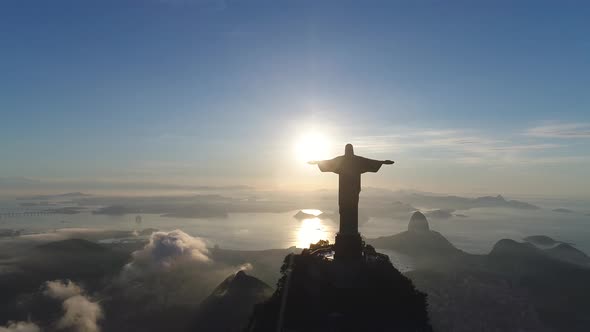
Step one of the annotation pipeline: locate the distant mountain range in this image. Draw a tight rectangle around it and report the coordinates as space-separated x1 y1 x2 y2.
11 189 542 220
17 192 92 200
396 193 540 211
81 192 541 221
367 212 590 332
523 235 562 246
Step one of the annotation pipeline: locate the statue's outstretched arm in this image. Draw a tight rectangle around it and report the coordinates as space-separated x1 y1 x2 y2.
356 156 393 173
310 157 342 173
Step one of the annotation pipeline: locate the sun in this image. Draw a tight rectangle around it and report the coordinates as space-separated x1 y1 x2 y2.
294 132 331 163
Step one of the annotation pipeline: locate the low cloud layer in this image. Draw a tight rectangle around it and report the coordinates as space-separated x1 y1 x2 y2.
0 321 40 332
1 228 260 332
115 229 256 310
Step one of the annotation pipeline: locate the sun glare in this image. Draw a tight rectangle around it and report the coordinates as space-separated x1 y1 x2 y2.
294 133 330 163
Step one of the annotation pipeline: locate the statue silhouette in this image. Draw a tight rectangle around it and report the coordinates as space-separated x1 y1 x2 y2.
309 144 394 259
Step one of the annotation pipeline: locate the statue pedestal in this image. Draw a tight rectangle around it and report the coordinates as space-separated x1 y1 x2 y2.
334 232 362 260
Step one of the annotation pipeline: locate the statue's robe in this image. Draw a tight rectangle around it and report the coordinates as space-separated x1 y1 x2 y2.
317 155 383 234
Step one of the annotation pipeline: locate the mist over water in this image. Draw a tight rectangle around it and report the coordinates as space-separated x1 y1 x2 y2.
2 199 589 254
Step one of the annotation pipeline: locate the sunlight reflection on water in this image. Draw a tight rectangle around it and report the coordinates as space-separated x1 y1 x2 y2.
296 217 330 249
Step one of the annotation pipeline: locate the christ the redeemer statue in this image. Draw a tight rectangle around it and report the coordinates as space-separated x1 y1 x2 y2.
309 143 394 259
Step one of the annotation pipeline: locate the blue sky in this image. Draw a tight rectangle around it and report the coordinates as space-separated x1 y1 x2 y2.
1 0 589 196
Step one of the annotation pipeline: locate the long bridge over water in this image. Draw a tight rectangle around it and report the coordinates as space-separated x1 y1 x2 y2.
0 211 59 218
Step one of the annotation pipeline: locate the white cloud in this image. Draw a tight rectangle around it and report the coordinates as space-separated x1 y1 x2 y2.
44 279 83 300
43 280 103 332
237 262 253 273
116 229 257 307
58 295 103 332
524 123 590 138
127 229 211 270
0 321 40 332
489 144 561 151
351 128 565 165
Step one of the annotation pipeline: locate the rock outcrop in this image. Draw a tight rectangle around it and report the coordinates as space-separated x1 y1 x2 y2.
408 211 430 232
367 212 461 259
247 243 432 332
192 271 273 332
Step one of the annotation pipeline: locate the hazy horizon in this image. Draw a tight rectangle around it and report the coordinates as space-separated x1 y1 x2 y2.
2 182 590 201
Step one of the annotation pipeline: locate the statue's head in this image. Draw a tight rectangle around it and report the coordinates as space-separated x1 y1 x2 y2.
345 144 354 156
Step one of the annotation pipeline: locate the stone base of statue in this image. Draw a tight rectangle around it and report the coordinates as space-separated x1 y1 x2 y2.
334 232 363 260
